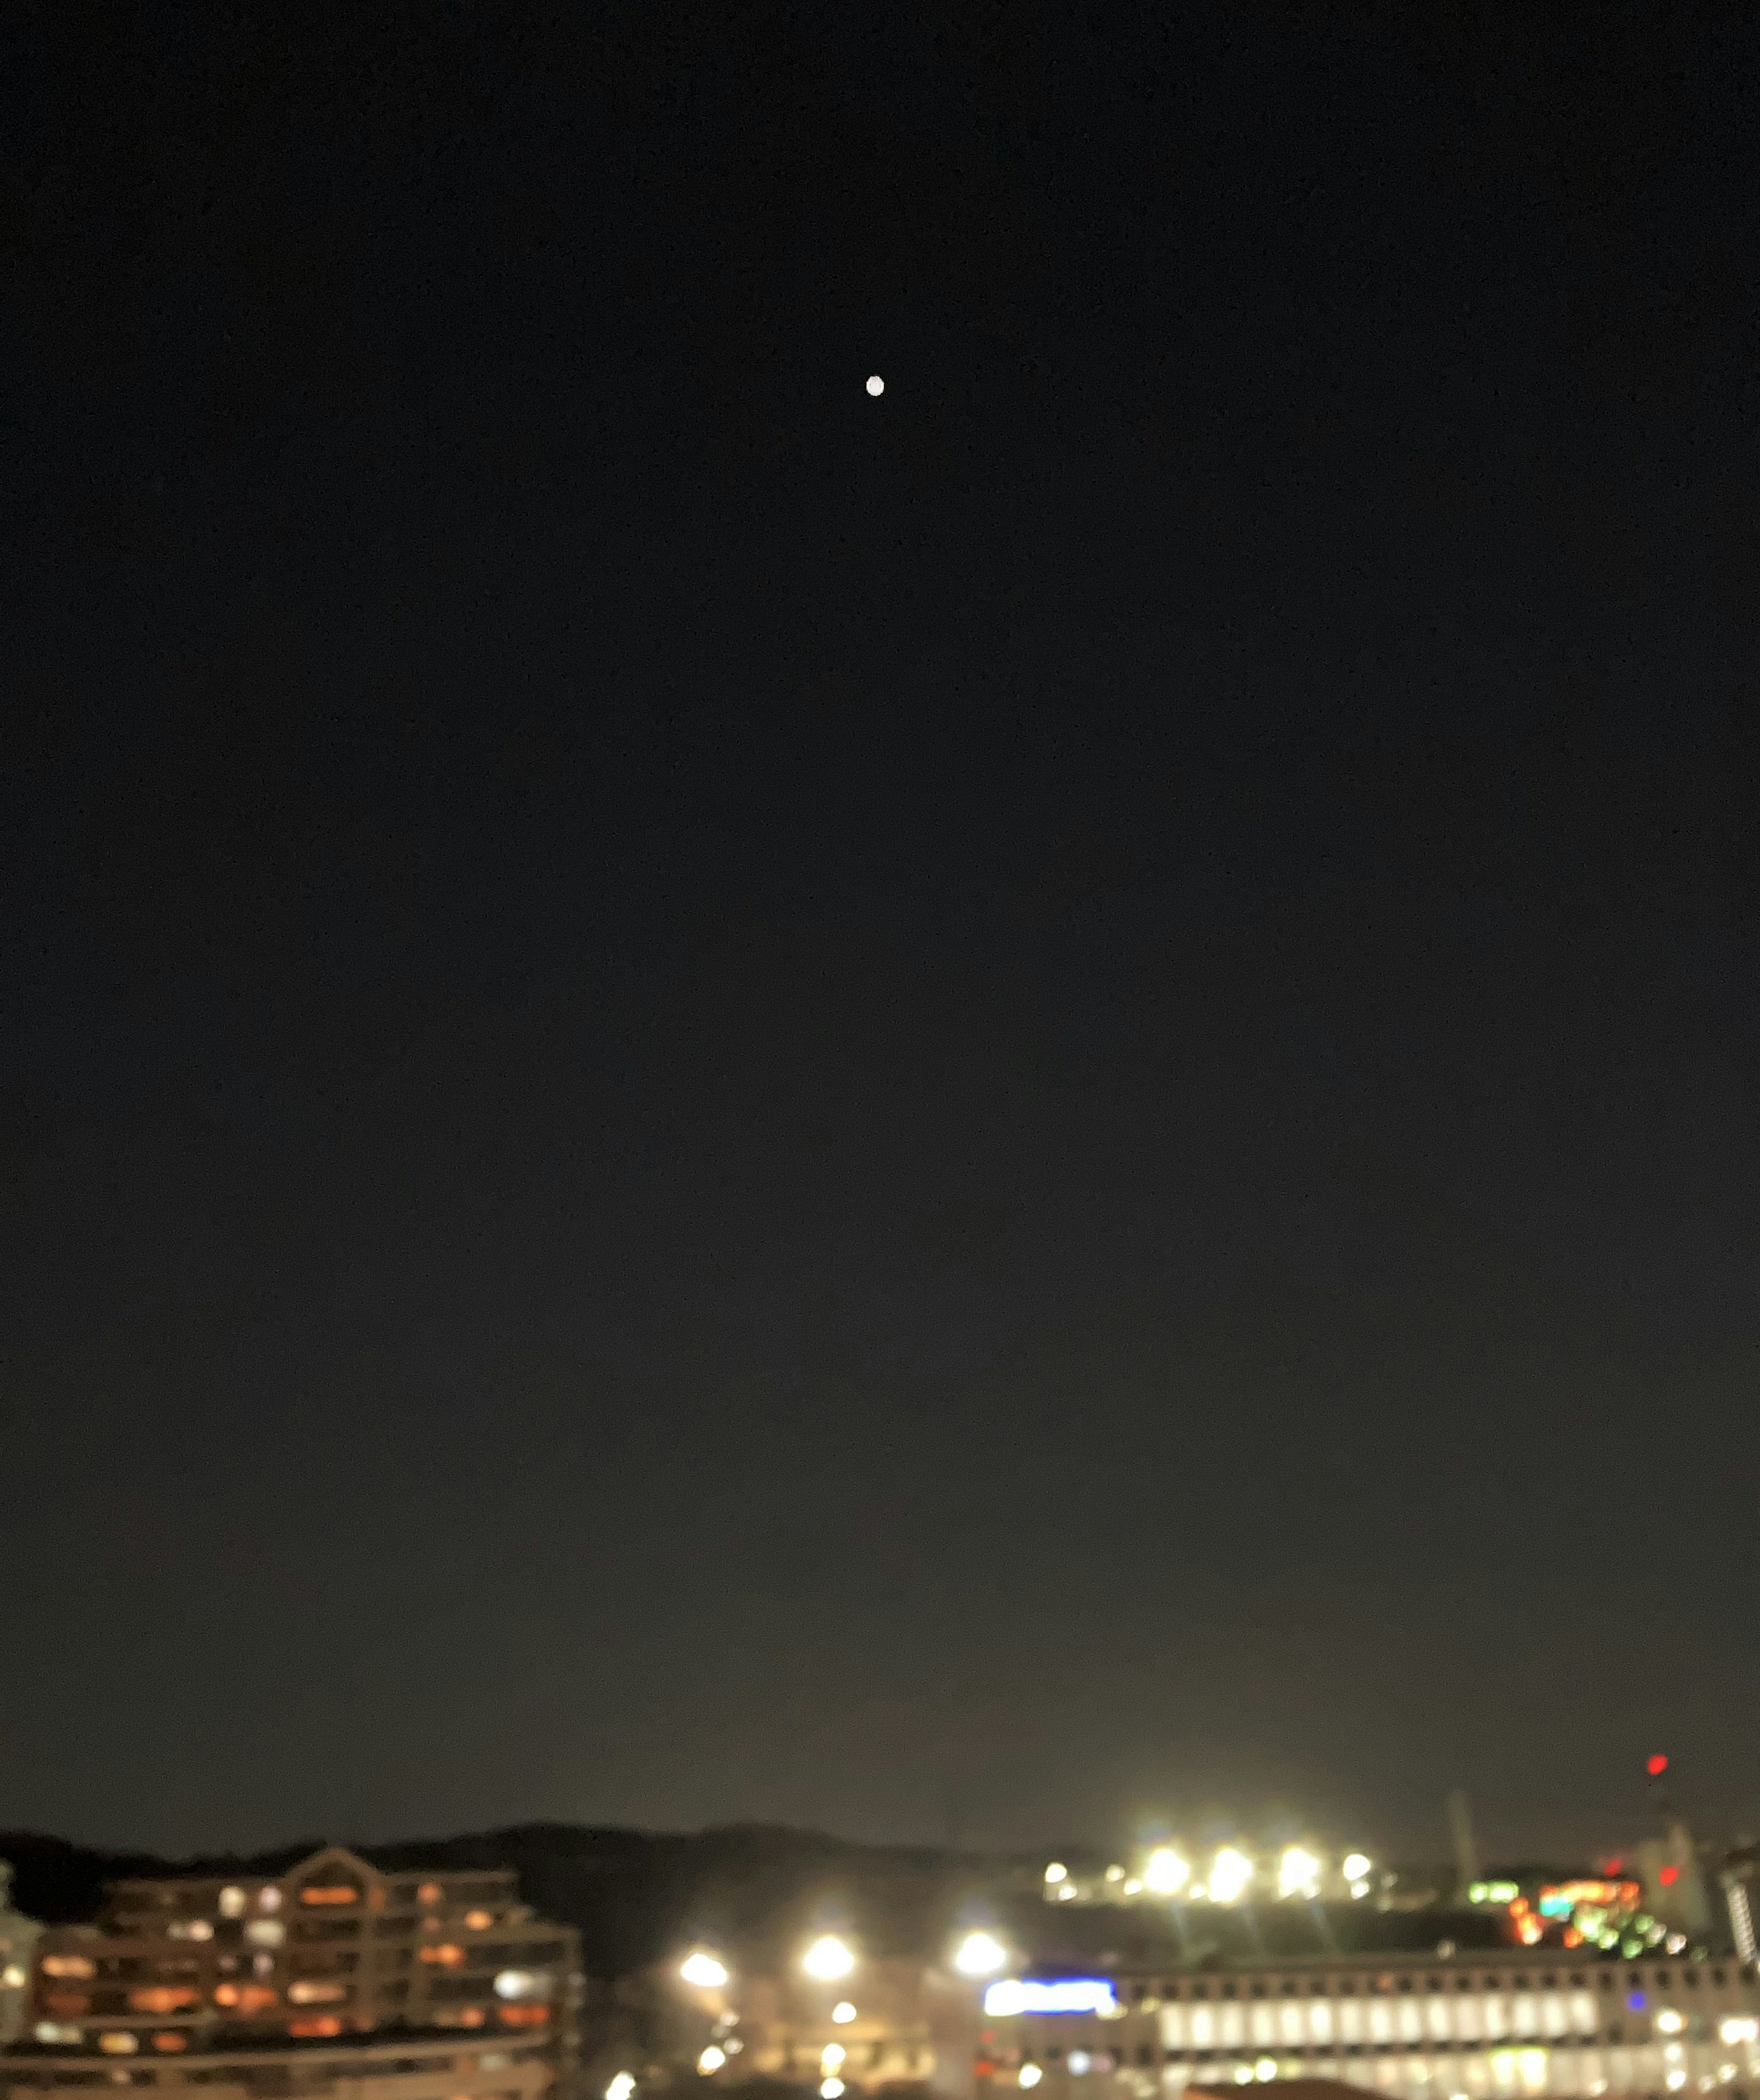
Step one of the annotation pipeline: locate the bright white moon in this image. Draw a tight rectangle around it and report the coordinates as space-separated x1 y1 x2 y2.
865 375 884 396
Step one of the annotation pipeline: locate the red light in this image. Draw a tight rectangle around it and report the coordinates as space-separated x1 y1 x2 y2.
1646 1755 1669 1777
1605 1857 1623 1873
1660 1866 1679 1887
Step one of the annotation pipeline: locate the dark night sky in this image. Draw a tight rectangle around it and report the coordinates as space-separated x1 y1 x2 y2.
4 5 1756 1864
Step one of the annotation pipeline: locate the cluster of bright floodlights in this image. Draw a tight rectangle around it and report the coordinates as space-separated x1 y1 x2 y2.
1044 1844 1377 1905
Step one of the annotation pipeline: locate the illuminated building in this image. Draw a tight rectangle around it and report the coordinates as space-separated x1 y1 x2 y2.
975 1950 1760 2100
0 1866 42 2047
1 1846 578 2100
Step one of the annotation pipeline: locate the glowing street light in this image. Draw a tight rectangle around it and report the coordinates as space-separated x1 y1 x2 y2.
606 2079 636 2100
1019 2070 1043 2090
1144 1848 1190 1897
1210 1848 1254 1904
1278 1848 1321 1901
680 1952 730 1989
698 2049 726 2075
831 2002 857 2024
802 1935 856 1982
1043 1863 1067 1885
1342 1853 1372 1881
954 1931 1007 1977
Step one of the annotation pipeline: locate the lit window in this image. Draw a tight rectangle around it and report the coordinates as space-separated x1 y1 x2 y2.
465 1911 494 1931
418 1884 444 1907
300 1886 359 1907
99 2035 139 2056
219 1889 247 1920
152 2034 188 2053
288 2016 343 2038
129 1987 198 2014
246 1921 285 1948
287 1982 347 2006
258 1889 282 1914
42 1958 97 1981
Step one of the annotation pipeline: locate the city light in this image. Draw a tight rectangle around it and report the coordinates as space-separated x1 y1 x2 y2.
832 2002 857 2024
1277 1847 1321 1901
681 1952 729 1989
821 2083 845 2098
1349 1882 1370 1900
1647 1755 1669 1778
1342 1853 1372 1881
1720 2018 1759 2045
698 2048 726 2074
1210 1848 1254 1904
1255 2060 1277 2081
1044 1863 1067 1885
954 1931 1008 1977
985 1979 1118 2018
606 2078 636 2100
1656 2011 1684 2034
821 2046 846 2071
1019 2070 1043 2090
1144 1847 1190 1897
802 1935 856 1982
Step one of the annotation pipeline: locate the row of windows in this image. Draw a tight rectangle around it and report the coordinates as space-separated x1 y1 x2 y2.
1026 2037 1753 2066
1115 1965 1750 2001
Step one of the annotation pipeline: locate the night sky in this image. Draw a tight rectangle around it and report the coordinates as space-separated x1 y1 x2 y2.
5 6 1756 1864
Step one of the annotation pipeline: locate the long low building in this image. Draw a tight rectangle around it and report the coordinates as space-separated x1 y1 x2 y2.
978 1951 1760 2100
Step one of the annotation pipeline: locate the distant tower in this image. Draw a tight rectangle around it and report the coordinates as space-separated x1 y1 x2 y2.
1446 1792 1480 1893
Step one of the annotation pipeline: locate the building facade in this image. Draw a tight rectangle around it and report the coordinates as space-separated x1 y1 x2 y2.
978 1952 1759 2100
1 1847 579 2100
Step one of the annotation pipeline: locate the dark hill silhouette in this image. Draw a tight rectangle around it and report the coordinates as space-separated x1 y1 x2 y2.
0 1826 1508 1979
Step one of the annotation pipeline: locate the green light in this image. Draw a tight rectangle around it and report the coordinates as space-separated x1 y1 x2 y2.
1634 1915 1654 1932
1469 1884 1486 1904
1621 1939 1641 1957
1598 1931 1618 1949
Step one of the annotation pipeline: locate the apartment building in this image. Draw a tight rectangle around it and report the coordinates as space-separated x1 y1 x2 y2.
3 1846 578 2100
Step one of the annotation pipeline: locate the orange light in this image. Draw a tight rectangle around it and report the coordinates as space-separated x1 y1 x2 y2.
1563 1930 1582 1948
464 1910 494 1931
235 1985 278 2015
214 1986 240 2008
288 2017 343 2038
130 1987 198 2014
420 1943 466 1968
44 1993 91 2017
499 2004 550 2028
42 1957 97 1980
299 1886 359 1907
153 2035 188 2054
418 1883 444 1906
287 1982 347 2006
456 2007 485 2028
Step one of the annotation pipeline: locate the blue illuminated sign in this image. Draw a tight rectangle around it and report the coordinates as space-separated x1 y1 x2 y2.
984 1980 1118 2018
